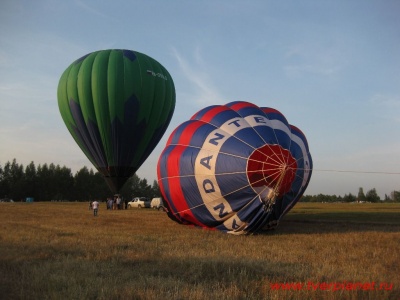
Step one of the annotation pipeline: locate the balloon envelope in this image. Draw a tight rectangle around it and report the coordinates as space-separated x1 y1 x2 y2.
58 49 175 193
157 101 312 234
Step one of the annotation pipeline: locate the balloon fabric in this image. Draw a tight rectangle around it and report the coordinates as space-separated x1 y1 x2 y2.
157 101 312 235
58 49 175 193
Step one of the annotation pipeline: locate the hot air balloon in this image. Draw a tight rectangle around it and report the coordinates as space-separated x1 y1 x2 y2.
58 49 175 193
157 101 312 235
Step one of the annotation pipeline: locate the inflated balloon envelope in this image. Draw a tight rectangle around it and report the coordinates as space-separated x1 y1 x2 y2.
58 49 175 193
157 101 312 235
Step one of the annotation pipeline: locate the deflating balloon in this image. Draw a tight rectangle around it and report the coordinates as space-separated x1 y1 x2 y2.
157 101 312 235
58 49 175 193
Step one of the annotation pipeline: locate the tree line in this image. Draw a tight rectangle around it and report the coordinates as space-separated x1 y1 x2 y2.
1 159 399 203
0 159 161 202
301 187 400 203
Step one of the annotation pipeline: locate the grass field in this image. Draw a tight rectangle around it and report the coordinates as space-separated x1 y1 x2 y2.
0 202 399 299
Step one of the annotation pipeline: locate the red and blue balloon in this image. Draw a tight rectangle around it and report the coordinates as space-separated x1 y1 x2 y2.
157 101 312 235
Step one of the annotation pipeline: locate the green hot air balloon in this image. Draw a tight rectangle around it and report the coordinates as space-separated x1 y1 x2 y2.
57 49 176 193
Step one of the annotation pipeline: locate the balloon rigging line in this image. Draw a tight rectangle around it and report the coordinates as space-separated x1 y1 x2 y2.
159 166 312 180
169 142 288 169
161 167 398 215
312 169 400 175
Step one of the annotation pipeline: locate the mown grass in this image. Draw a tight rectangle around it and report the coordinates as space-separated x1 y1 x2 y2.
0 202 399 299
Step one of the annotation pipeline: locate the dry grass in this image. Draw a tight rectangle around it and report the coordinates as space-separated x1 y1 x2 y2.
0 202 399 299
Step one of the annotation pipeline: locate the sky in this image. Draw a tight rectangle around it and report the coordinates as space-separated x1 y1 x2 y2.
0 0 399 198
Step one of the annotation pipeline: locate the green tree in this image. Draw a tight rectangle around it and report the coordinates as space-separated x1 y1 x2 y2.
365 188 380 202
0 161 11 198
24 161 37 200
55 165 74 200
151 180 161 198
47 163 59 200
74 166 92 201
90 171 110 200
391 190 400 202
122 174 141 199
139 178 152 199
357 187 366 203
300 195 311 202
0 164 3 197
37 163 51 201
9 159 25 201
343 193 356 203
72 167 109 201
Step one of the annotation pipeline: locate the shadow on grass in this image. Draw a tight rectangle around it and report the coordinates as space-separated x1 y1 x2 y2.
2 243 398 299
0 250 306 299
267 211 400 235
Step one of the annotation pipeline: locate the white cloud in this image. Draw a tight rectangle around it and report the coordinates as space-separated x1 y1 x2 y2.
283 41 347 77
74 0 122 25
284 64 341 76
370 93 400 108
369 93 400 123
171 47 227 107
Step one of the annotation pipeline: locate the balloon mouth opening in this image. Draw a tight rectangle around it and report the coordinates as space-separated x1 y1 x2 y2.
98 166 137 193
247 144 297 201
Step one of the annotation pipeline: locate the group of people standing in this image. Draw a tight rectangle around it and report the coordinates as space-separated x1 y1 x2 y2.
89 195 128 216
106 195 126 210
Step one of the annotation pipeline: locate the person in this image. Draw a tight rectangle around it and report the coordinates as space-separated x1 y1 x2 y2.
92 200 99 216
116 195 121 210
107 197 113 210
113 196 117 210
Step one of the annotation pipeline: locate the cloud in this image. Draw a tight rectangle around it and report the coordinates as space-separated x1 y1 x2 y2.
369 93 400 123
74 0 110 19
283 42 346 77
284 64 341 76
370 93 400 108
74 0 122 25
171 47 227 107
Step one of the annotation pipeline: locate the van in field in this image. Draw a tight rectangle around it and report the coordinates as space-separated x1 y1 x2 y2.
150 197 165 210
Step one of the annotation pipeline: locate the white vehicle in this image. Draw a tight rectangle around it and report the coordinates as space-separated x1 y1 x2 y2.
128 197 150 209
150 197 165 210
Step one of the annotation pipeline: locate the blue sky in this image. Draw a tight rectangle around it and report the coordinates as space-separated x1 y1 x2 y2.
0 0 399 198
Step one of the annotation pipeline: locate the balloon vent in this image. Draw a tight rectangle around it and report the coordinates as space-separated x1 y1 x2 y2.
247 144 297 206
